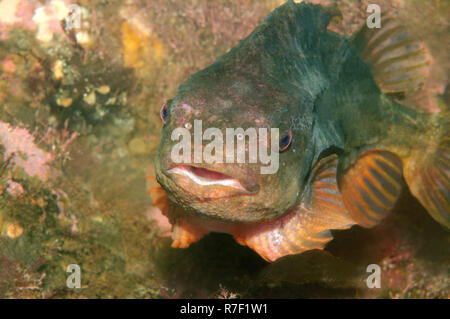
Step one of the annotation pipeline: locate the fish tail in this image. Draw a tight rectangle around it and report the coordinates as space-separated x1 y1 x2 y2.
403 110 450 228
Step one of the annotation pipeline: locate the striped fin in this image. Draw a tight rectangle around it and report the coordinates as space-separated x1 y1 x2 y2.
352 15 432 111
404 127 450 228
234 211 334 262
233 155 355 262
308 155 356 230
338 150 403 228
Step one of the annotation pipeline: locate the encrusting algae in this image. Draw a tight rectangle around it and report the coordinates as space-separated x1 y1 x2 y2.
121 21 164 71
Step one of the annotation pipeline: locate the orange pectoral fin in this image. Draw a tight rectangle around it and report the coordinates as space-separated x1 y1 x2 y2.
171 221 209 248
234 155 355 262
338 150 403 228
233 213 334 262
147 167 210 247
147 167 170 215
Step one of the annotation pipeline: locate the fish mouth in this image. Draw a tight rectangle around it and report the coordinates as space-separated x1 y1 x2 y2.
166 164 259 198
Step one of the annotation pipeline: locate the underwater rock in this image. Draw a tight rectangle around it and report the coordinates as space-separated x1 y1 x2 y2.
260 250 364 288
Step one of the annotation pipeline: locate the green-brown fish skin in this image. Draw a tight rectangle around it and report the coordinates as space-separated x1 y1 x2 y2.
153 1 449 262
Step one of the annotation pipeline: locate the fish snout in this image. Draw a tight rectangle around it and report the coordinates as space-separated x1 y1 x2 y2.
163 161 260 199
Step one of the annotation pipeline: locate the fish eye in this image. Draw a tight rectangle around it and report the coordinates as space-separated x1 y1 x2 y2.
279 130 292 152
160 102 169 124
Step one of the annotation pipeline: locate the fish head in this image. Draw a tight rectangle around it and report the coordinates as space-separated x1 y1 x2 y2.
155 64 315 224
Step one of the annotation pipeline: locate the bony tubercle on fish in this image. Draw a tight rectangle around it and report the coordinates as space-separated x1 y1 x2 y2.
149 2 449 262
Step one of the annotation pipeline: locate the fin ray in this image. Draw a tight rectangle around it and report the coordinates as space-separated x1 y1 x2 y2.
404 126 450 228
339 150 403 228
352 13 432 111
233 154 355 262
147 169 170 215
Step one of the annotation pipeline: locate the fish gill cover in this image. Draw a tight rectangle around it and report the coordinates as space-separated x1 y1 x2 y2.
0 0 448 299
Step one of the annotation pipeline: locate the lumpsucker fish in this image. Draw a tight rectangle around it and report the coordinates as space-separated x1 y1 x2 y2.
149 1 449 262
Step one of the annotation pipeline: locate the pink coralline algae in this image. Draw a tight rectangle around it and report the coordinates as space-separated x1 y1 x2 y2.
0 0 36 39
2 56 16 73
0 121 53 181
6 179 24 197
0 0 71 42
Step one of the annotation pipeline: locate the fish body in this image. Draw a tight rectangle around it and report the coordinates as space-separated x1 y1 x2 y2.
152 1 449 261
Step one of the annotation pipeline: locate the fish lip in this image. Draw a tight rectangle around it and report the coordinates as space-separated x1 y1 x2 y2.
166 164 259 195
